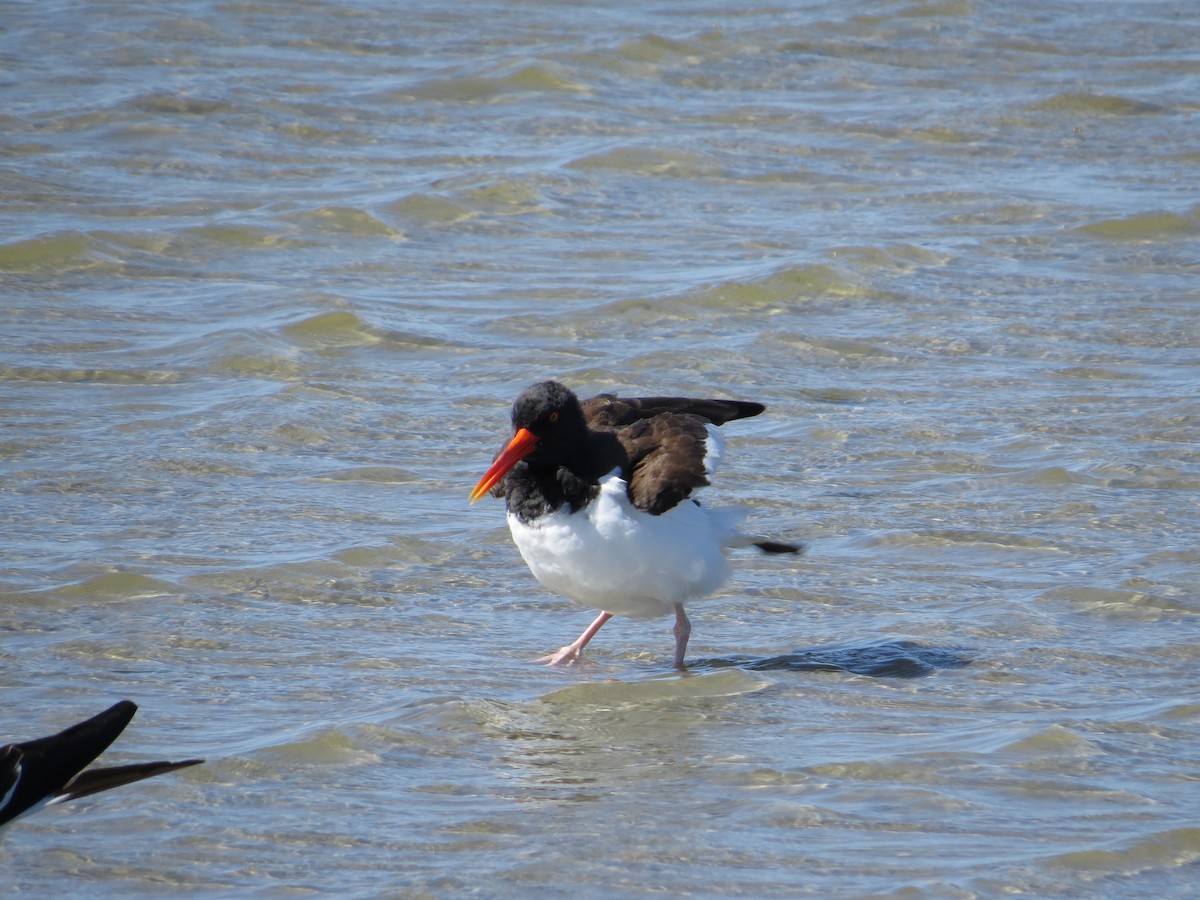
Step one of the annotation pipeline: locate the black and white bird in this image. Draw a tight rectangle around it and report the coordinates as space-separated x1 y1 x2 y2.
1 700 203 828
470 380 799 667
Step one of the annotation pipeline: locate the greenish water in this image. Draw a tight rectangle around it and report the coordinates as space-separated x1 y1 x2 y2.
2 1 1198 895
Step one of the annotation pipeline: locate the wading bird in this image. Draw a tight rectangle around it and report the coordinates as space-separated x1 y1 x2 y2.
471 381 799 667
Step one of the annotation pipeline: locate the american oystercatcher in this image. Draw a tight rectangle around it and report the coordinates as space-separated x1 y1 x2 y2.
1 700 203 828
470 380 799 668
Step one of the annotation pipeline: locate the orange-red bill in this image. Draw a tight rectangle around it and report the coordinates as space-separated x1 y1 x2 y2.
469 427 539 503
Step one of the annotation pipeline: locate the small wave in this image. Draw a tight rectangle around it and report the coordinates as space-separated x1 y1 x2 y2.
0 231 98 273
539 667 771 707
181 223 303 249
282 310 453 353
687 264 870 311
1029 92 1168 116
52 570 178 601
567 145 722 179
776 332 897 360
615 34 701 64
386 193 476 227
1052 366 1144 380
1075 210 1199 240
406 65 587 102
258 728 381 766
129 92 236 116
829 243 952 273
0 365 185 384
317 466 420 484
1043 826 1200 876
1090 462 1200 491
216 346 310 380
1002 465 1097 487
455 178 549 215
283 310 379 347
294 206 404 238
1039 585 1195 618
999 724 1098 756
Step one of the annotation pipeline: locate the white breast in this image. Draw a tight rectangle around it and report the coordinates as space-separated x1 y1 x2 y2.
506 471 750 620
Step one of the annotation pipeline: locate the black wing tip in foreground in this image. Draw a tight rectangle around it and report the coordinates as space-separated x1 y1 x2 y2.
71 699 139 745
1 700 203 828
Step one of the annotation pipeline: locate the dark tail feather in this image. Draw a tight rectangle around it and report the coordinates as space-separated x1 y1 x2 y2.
755 540 803 554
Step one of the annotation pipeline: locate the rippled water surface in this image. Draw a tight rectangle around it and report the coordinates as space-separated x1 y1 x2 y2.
3 1 1198 895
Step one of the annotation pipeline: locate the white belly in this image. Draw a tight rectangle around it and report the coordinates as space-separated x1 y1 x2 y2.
507 473 749 620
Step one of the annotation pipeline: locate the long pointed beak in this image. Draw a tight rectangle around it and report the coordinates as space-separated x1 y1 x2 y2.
469 427 539 503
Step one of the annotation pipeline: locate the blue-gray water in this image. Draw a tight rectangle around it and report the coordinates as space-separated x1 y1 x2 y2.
3 1 1198 895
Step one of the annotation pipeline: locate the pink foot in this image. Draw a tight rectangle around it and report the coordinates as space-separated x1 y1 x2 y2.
536 611 613 667
535 645 583 666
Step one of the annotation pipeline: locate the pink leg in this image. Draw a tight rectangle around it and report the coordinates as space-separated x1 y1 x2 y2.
537 611 613 665
672 603 691 669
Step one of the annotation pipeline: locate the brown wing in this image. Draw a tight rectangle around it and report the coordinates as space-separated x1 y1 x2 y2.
615 413 714 515
582 392 765 515
582 394 764 429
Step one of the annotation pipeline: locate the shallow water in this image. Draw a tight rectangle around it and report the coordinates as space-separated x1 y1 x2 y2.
2 0 1198 895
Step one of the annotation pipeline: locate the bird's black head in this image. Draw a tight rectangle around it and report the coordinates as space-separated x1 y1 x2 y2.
509 380 587 466
469 381 590 503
